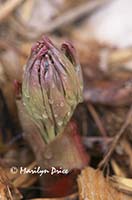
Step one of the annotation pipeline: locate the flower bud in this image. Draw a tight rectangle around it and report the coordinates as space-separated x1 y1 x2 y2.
22 36 83 143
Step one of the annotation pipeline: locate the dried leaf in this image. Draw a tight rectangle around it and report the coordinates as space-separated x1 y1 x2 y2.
111 159 126 177
0 167 22 200
120 140 132 172
110 176 132 195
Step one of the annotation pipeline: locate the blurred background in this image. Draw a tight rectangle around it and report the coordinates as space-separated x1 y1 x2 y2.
0 0 132 199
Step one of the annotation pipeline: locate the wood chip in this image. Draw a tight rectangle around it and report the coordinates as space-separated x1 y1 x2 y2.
78 167 132 200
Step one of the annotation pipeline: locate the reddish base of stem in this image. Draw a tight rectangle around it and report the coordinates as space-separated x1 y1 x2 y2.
42 121 89 197
42 169 80 197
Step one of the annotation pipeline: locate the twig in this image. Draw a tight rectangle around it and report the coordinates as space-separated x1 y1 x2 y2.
82 136 113 148
13 0 109 40
0 0 25 23
38 0 108 34
87 103 107 137
98 105 132 169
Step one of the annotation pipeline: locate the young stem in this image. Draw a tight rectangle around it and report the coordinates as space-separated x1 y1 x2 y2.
17 99 89 197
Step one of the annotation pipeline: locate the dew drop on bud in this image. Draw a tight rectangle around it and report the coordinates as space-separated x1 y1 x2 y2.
49 99 53 104
76 66 80 72
54 114 58 118
25 94 30 98
80 85 83 90
44 148 53 159
58 121 63 126
67 111 70 116
60 102 64 107
42 113 48 119
52 84 55 89
33 82 36 86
